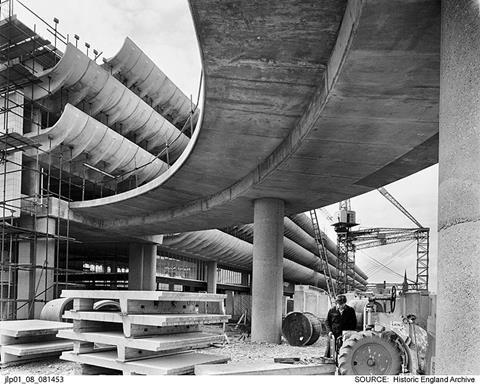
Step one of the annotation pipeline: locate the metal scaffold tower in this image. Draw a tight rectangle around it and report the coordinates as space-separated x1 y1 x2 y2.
332 200 358 294
0 0 76 319
326 188 430 294
309 209 336 300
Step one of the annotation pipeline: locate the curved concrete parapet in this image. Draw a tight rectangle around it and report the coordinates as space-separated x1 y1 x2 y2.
229 221 367 287
161 229 336 290
289 214 369 281
25 104 168 185
68 0 439 239
24 44 189 162
106 37 200 127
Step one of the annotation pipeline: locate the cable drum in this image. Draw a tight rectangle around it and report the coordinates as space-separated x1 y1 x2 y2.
282 311 322 346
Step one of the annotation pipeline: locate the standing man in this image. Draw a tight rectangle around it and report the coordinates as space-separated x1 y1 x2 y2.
324 294 357 358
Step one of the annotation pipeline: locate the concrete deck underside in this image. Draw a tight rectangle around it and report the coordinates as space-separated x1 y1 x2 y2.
69 0 440 236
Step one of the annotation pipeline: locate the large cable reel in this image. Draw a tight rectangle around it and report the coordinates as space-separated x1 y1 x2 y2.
338 331 403 375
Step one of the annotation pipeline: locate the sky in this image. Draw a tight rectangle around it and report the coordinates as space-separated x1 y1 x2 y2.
9 1 439 292
318 164 438 292
11 0 201 98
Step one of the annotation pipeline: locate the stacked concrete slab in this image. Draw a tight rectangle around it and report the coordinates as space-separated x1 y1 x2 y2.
58 290 230 375
195 361 336 375
0 320 73 367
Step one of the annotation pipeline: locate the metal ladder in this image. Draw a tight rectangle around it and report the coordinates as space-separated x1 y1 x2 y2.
309 209 336 300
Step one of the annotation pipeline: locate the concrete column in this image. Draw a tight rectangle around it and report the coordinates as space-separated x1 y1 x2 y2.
251 198 284 343
437 1 480 374
206 260 217 293
241 272 249 286
128 244 157 291
17 217 56 319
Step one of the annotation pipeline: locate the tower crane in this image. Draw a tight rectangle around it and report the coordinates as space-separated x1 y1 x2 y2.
319 187 430 293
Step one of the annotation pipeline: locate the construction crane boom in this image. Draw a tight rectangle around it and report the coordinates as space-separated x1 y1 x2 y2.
352 228 428 250
377 187 423 228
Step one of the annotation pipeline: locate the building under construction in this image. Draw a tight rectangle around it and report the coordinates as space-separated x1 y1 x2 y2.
1 0 476 376
0 1 372 323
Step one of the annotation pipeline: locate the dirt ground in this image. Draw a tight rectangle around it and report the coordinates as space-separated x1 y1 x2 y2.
0 324 329 375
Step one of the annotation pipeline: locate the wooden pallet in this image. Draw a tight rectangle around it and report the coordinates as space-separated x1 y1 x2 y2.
61 350 229 375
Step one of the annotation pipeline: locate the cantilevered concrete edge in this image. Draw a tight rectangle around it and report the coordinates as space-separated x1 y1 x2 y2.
69 0 364 232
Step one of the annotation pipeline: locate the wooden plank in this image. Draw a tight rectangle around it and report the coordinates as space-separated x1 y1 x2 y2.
61 290 226 302
57 330 226 352
0 320 72 337
1 340 72 356
194 362 337 375
61 350 229 375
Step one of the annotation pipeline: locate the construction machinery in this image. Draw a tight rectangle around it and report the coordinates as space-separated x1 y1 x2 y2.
335 289 429 375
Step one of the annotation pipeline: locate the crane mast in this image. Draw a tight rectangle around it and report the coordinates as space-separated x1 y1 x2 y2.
320 187 430 293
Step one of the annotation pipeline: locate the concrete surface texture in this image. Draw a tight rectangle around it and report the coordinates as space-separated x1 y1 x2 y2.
60 350 229 375
226 219 367 285
251 198 284 343
127 243 157 290
105 37 200 129
25 104 168 185
436 0 480 374
26 43 189 163
161 227 348 290
65 0 440 237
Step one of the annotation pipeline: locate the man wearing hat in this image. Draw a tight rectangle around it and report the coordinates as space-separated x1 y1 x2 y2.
324 294 357 358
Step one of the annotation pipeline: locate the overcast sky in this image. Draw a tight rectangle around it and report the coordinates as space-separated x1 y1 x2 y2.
12 1 439 292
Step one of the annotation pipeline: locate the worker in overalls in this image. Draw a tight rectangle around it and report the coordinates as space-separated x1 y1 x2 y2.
324 294 357 358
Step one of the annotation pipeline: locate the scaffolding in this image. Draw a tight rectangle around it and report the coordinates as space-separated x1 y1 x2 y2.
0 0 78 320
0 0 204 319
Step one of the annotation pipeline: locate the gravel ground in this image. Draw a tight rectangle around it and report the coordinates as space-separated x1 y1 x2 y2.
0 325 329 375
1 357 81 375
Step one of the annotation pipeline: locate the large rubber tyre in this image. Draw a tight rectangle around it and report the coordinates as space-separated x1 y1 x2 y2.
338 331 402 375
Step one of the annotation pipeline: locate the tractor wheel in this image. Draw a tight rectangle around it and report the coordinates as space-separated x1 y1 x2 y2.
338 331 402 375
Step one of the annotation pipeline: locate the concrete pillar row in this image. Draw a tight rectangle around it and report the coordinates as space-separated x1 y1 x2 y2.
251 198 284 343
437 0 480 374
206 260 218 293
128 243 157 291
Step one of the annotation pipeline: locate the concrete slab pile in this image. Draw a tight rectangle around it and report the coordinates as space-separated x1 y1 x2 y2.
0 319 73 367
195 361 336 375
58 290 230 375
